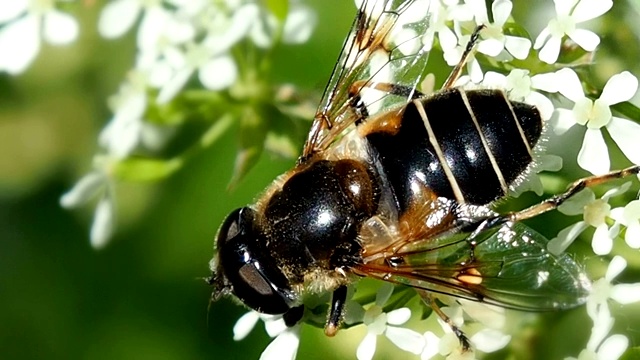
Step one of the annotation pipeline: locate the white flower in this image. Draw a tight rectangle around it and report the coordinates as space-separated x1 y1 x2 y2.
548 183 631 255
586 256 640 323
100 71 171 158
554 69 640 175
466 0 531 59
533 0 613 64
482 69 563 120
233 311 301 360
610 199 640 249
0 0 79 74
250 2 316 48
348 284 425 360
422 0 473 51
421 301 510 360
566 305 629 360
60 166 116 249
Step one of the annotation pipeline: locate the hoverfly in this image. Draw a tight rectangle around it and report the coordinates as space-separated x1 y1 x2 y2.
208 0 640 348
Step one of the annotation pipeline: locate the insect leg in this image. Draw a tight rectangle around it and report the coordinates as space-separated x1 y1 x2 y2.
325 285 348 337
348 80 425 125
511 165 640 222
442 25 486 89
418 290 471 351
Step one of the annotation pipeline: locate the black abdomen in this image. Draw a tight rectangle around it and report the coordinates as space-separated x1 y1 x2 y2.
366 88 542 213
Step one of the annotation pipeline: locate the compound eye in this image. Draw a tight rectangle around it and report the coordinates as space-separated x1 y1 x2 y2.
216 208 245 247
217 207 294 314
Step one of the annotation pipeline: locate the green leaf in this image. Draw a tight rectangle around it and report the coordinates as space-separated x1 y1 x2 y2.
265 0 289 22
503 22 532 40
612 101 640 123
620 346 640 360
201 113 235 148
112 157 183 182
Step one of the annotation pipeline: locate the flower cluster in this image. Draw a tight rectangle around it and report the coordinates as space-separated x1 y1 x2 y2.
0 0 79 74
52 0 317 247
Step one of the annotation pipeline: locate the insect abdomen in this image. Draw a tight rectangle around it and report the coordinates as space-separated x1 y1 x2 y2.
365 88 542 212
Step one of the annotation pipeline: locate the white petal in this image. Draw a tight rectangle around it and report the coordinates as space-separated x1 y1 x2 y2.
344 301 366 325
597 334 628 360
60 172 106 208
504 36 531 59
283 5 316 44
538 35 561 64
477 38 504 57
555 68 585 102
356 332 377 360
421 332 440 360
0 15 41 75
531 72 561 93
625 222 640 248
438 27 458 51
607 116 640 165
156 67 194 104
264 317 287 337
386 307 411 325
470 329 511 353
568 29 600 51
482 71 507 88
533 27 550 50
560 187 595 215
260 328 300 360
578 129 610 175
611 283 640 304
0 1 27 23
233 311 260 341
468 59 483 83
555 0 579 16
205 4 259 54
375 283 394 307
600 71 638 105
601 181 631 201
385 327 426 354
587 305 613 352
137 7 169 51
90 196 115 249
552 108 578 135
591 223 612 255
199 55 238 91
606 256 627 282
491 0 512 26
43 10 79 45
466 0 488 23
100 116 143 158
548 221 588 255
98 0 141 38
572 0 613 23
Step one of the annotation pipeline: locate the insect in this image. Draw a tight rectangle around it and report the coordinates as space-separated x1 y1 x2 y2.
208 0 639 348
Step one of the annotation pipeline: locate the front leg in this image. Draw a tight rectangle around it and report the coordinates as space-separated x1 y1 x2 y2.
325 285 348 336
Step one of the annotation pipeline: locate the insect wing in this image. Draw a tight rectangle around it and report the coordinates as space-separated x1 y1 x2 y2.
303 0 433 157
356 222 591 310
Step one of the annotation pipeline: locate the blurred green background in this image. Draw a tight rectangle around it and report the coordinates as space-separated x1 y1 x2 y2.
2 1 640 360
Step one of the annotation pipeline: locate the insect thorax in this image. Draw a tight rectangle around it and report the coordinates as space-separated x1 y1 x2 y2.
255 158 380 286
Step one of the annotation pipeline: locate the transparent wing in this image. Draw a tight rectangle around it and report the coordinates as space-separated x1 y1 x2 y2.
355 222 591 310
303 0 433 157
